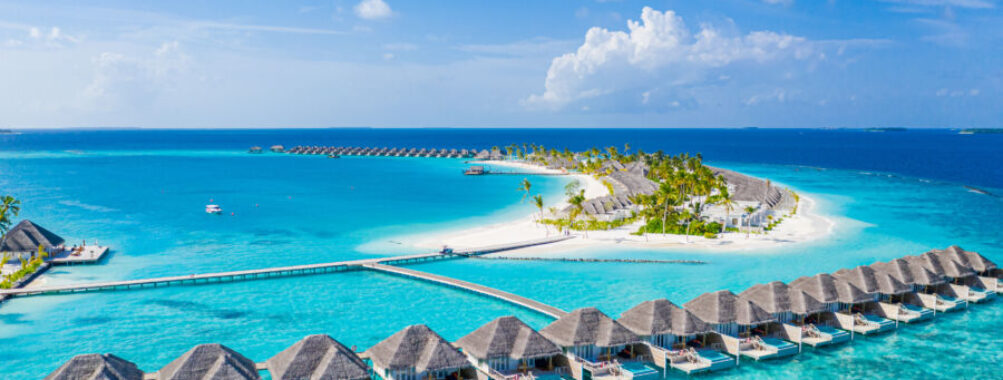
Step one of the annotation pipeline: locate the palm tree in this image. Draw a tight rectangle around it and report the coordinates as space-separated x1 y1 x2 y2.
532 195 546 234
718 188 735 234
519 178 532 202
0 195 22 241
680 208 694 243
568 189 587 238
744 206 757 239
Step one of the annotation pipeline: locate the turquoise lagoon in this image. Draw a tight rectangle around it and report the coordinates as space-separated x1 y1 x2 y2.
0 131 1001 379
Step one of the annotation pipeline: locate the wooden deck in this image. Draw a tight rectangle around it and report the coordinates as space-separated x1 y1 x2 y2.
0 236 574 300
363 263 567 319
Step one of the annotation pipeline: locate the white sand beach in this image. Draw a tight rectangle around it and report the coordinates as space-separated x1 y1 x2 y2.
412 161 836 255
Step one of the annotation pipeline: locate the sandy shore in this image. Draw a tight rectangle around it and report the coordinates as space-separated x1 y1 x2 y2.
412 161 836 255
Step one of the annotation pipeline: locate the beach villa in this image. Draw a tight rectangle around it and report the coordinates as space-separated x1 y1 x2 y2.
0 220 65 262
683 290 797 362
455 316 565 380
538 308 647 379
365 325 473 380
617 299 734 374
265 334 370 380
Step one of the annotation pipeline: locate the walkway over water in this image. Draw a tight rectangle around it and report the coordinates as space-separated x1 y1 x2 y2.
0 236 574 299
363 263 567 319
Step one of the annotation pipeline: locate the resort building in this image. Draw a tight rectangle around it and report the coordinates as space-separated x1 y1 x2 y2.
930 246 1000 296
785 287 850 347
616 299 734 374
870 258 961 312
0 219 65 261
365 324 472 380
44 354 143 380
684 290 797 361
455 316 564 380
538 307 643 377
156 343 260 380
834 266 930 323
903 252 990 304
265 334 370 380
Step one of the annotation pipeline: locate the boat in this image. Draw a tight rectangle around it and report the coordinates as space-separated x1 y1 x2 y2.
205 204 223 214
328 154 340 158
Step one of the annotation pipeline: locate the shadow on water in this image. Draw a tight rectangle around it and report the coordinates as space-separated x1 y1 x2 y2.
0 313 32 325
145 299 249 320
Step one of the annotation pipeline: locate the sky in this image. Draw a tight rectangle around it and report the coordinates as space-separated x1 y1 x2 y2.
0 0 1000 128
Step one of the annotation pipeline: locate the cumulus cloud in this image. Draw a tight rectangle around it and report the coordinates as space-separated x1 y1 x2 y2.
354 0 393 20
81 41 191 109
525 7 816 109
1 24 80 48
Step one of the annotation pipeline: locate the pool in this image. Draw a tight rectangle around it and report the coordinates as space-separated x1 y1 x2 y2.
761 337 796 349
619 362 659 378
696 349 730 362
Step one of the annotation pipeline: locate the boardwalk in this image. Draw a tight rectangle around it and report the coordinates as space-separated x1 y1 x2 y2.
0 236 574 298
364 263 567 318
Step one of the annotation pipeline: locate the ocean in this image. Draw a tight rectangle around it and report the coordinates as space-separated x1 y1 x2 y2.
0 128 1001 379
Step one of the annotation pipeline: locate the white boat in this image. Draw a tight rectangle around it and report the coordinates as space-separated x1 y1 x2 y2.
205 204 223 214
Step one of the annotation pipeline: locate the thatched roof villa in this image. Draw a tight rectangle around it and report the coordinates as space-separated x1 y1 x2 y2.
539 307 640 364
365 324 471 380
455 316 563 377
737 282 793 323
616 299 709 349
1 219 65 256
266 334 370 380
156 343 259 380
44 353 143 380
683 290 774 338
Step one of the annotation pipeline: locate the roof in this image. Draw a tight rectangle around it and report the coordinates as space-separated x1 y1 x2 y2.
832 266 881 294
364 325 470 373
0 220 65 253
157 343 259 380
868 259 916 286
906 252 975 279
614 299 711 336
738 282 791 315
788 289 826 315
266 335 370 380
45 354 143 380
539 307 640 348
455 316 561 361
832 278 874 304
683 290 774 326
789 274 840 304
936 246 997 273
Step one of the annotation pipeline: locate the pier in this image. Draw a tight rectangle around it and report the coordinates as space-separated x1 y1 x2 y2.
0 236 574 298
282 145 483 158
363 263 567 319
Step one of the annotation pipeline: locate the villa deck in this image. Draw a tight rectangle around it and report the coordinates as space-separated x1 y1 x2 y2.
49 245 110 265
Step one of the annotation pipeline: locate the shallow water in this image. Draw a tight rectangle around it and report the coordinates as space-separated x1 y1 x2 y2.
0 129 1001 378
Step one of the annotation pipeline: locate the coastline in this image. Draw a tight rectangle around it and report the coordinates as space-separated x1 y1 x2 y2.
411 161 836 255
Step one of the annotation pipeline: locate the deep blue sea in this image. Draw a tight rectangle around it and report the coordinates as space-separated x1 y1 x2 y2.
1 128 1001 379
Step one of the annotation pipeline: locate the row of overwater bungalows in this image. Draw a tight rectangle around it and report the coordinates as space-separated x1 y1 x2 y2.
45 246 1001 380
283 146 484 158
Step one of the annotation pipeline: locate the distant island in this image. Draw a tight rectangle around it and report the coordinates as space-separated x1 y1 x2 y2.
0 129 15 134
865 127 907 132
959 128 1003 135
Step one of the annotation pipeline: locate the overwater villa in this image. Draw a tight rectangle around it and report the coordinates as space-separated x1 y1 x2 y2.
683 290 797 362
787 287 851 347
44 354 143 380
617 299 734 374
930 246 1000 298
904 252 988 304
156 343 260 380
538 308 649 379
455 316 565 380
870 258 962 312
0 219 65 261
789 273 893 337
834 266 931 324
738 281 849 349
365 325 473 380
265 334 370 380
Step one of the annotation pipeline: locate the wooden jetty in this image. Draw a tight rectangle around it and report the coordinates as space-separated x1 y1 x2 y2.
0 236 574 298
363 263 567 319
282 145 484 159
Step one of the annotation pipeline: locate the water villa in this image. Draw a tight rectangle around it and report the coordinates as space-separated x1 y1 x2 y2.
365 324 473 380
738 281 849 349
834 266 931 324
156 343 259 380
538 308 647 379
870 258 961 312
44 354 143 380
683 290 796 362
929 246 999 301
0 219 65 260
617 299 733 374
455 316 564 380
787 287 850 347
266 334 370 380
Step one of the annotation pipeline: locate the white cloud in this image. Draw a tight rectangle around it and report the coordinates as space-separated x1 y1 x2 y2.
525 7 815 109
0 23 80 48
81 41 191 110
354 0 393 20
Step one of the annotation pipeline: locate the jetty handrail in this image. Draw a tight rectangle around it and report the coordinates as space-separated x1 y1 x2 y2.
363 263 567 319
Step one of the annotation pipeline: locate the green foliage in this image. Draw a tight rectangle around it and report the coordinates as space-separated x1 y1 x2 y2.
636 218 722 236
0 195 22 240
703 232 717 239
0 254 44 289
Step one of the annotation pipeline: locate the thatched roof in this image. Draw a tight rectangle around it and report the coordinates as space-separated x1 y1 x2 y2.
873 271 912 295
738 282 791 315
832 266 881 295
907 252 974 279
617 299 709 337
788 289 826 315
364 325 469 373
456 316 561 361
960 250 997 273
266 334 369 380
833 278 874 304
789 274 840 304
869 259 915 285
539 307 640 348
0 220 65 253
936 246 997 273
683 290 774 326
45 354 143 380
157 343 259 380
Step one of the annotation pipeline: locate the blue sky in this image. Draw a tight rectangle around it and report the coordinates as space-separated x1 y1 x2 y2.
0 0 999 128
